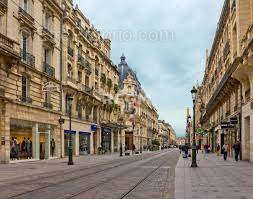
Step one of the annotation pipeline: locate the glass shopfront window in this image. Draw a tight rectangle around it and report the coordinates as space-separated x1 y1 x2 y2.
10 119 55 161
79 132 90 155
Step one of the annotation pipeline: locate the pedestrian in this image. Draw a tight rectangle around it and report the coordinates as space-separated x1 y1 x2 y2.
25 138 31 159
216 144 220 156
132 144 136 155
233 139 241 162
222 143 228 160
51 138 55 157
179 145 182 154
204 144 208 158
14 137 19 160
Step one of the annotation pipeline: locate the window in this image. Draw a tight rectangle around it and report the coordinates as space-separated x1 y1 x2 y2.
21 75 28 99
23 0 28 12
45 12 51 30
45 92 51 104
85 75 89 87
78 71 82 83
44 48 51 64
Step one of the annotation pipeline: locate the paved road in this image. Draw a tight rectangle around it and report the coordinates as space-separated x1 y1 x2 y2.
0 149 179 199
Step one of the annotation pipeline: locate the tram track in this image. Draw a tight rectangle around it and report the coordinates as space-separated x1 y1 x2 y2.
58 150 176 199
6 151 169 199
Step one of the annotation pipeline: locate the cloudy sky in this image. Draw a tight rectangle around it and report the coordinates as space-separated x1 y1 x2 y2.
74 0 224 137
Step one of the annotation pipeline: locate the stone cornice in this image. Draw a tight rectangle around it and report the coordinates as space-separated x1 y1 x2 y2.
207 0 230 69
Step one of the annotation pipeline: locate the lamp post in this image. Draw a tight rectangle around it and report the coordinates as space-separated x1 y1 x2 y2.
191 86 198 168
67 96 74 165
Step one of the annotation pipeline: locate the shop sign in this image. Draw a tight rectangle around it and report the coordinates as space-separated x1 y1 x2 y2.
91 124 97 131
103 127 111 133
221 122 233 129
79 131 91 135
42 82 59 93
64 130 76 134
230 117 238 125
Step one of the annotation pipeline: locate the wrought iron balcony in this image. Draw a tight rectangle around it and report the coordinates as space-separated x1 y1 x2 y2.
0 0 7 8
77 54 85 67
81 84 93 95
44 62 55 78
43 102 53 110
223 41 230 61
241 23 253 53
20 49 35 67
20 96 32 104
68 46 74 57
0 33 13 49
42 27 55 43
18 7 34 23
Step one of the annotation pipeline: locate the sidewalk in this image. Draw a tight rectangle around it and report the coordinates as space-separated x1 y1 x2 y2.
175 152 253 199
0 151 152 183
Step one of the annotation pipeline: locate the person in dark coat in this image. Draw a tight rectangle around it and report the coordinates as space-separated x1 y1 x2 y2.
233 140 241 162
25 138 31 159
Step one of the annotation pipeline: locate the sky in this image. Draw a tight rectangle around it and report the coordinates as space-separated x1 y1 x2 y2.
74 0 224 137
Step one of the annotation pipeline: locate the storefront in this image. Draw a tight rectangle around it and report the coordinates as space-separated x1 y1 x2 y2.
10 119 56 161
101 127 111 153
79 132 90 155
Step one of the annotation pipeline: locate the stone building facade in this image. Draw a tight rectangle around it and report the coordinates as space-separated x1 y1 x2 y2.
0 0 63 163
198 0 253 160
117 55 159 152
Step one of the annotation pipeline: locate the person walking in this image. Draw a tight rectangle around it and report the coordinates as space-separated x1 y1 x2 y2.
25 138 31 159
51 138 56 157
233 139 241 162
222 143 228 161
132 144 136 155
216 144 220 156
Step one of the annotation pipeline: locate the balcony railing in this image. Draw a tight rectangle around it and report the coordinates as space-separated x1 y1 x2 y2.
0 32 14 50
20 49 35 67
20 96 32 104
68 46 74 57
42 27 54 39
19 7 34 23
0 0 7 8
223 41 230 61
44 62 55 78
241 23 253 53
81 84 93 95
43 102 53 110
77 54 85 67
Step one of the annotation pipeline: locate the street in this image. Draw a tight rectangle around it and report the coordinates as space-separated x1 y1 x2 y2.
0 150 179 199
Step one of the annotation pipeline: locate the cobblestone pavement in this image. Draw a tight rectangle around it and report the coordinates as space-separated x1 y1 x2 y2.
0 149 179 199
175 152 253 199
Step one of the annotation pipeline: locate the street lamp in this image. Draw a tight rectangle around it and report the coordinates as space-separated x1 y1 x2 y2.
191 86 198 168
67 96 74 165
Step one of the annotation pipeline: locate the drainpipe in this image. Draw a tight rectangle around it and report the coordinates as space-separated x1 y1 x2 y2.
59 11 64 158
